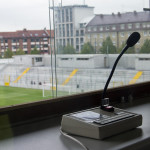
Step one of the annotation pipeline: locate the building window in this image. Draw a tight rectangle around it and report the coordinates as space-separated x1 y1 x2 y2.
12 45 17 49
35 33 38 36
121 32 124 37
112 25 116 30
31 45 35 48
77 58 89 60
87 27 91 32
99 42 102 46
31 39 35 42
128 32 131 37
112 33 116 38
66 9 69 22
76 45 79 50
43 38 47 41
76 30 79 36
80 38 84 44
36 39 40 42
23 45 27 49
100 33 103 38
67 38 69 44
87 34 91 39
0 39 3 43
93 27 97 31
136 23 140 28
106 26 110 30
80 23 84 28
143 23 146 28
63 39 65 46
147 23 150 28
70 8 72 22
23 39 27 42
121 41 125 45
70 24 73 36
76 38 79 44
120 24 125 29
99 26 103 31
59 25 62 37
4 39 7 43
94 34 97 38
62 24 65 37
144 31 147 36
71 38 73 45
67 24 69 37
12 39 17 43
43 44 48 48
80 30 84 36
35 57 42 62
113 41 116 46
128 24 132 29
105 33 109 37
62 9 64 23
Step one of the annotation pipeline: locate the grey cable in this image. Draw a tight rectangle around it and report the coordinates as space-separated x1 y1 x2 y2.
52 0 57 97
60 128 89 150
48 0 54 98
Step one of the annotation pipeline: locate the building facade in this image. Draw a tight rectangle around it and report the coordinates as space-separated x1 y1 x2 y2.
53 5 94 53
0 28 54 56
85 11 150 53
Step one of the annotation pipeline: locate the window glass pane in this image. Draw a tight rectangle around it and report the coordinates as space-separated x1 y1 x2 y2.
0 0 149 108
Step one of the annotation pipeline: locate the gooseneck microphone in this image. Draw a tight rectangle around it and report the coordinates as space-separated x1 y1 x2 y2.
101 32 140 111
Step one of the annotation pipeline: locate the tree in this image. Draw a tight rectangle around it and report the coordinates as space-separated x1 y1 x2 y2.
62 44 76 54
80 42 95 54
30 47 40 54
15 49 25 55
4 49 13 58
139 39 150 53
99 37 117 54
118 42 135 54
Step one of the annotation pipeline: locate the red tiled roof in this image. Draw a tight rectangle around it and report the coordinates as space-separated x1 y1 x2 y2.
0 29 54 38
46 30 54 37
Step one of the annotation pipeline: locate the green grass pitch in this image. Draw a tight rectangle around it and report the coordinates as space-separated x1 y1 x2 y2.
0 86 53 107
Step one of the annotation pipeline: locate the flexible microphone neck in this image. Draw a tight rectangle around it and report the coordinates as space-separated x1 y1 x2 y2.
102 45 129 99
101 32 140 110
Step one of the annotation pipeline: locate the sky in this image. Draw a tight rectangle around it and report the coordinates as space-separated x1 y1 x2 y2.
0 0 149 32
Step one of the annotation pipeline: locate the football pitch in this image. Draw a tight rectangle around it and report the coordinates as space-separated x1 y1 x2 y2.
0 86 54 107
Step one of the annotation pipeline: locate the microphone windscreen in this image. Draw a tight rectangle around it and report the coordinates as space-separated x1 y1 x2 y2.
126 32 140 47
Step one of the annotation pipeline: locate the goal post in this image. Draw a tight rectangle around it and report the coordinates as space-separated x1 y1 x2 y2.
42 83 71 97
4 75 10 86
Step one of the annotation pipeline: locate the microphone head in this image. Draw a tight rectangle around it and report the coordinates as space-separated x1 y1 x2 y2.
126 32 140 47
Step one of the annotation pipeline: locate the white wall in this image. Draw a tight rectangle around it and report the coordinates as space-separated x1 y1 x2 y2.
108 54 136 69
10 54 150 70
73 7 94 28
135 55 150 70
13 55 44 66
0 58 14 64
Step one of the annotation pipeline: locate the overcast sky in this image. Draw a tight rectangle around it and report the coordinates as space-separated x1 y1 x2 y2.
0 0 149 32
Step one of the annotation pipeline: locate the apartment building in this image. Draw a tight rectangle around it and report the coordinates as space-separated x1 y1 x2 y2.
53 5 94 53
0 29 54 56
85 11 150 53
